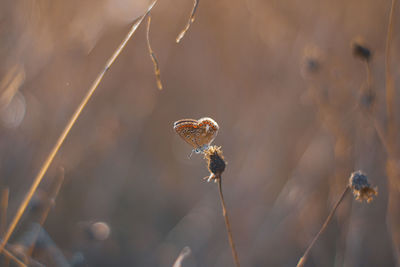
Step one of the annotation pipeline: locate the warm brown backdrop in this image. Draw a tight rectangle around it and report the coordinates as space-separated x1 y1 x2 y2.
0 0 398 266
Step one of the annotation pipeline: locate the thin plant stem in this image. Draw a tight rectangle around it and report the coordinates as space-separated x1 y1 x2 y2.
385 0 397 144
146 15 163 90
2 248 26 267
176 0 199 43
0 0 158 255
361 61 392 156
0 188 9 267
365 61 372 91
172 246 191 267
217 178 240 267
384 1 400 262
297 185 350 267
0 188 9 236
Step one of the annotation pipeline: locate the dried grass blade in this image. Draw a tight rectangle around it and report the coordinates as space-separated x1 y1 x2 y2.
176 0 199 43
146 15 163 90
0 0 158 255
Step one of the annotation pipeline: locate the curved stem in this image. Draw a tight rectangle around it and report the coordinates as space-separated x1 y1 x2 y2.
297 186 350 267
0 0 158 255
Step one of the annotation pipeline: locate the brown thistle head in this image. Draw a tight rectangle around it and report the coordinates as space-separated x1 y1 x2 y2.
351 37 372 62
203 146 226 182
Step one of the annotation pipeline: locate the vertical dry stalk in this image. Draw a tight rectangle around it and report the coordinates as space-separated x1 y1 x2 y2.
384 0 400 262
1 188 9 267
217 178 240 267
146 15 163 90
0 0 158 255
361 60 392 155
203 146 240 266
297 186 350 267
385 0 397 143
0 188 9 236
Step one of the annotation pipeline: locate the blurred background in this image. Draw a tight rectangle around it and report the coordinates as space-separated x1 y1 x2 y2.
0 0 399 266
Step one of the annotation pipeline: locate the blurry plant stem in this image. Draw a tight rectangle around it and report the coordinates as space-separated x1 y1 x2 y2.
176 0 199 43
297 185 350 267
0 188 9 236
26 168 64 259
385 0 397 144
361 60 392 155
365 61 372 91
385 1 400 261
0 0 158 255
217 178 240 267
0 188 9 267
2 248 26 267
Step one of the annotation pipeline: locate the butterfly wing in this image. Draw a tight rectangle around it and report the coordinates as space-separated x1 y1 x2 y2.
174 118 219 150
196 117 219 147
173 119 200 149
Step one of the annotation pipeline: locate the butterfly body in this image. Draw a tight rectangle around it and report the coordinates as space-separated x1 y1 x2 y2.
173 117 219 153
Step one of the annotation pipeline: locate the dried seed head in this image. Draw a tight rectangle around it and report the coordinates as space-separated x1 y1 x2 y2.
203 146 226 182
351 38 372 61
349 171 378 203
301 45 323 77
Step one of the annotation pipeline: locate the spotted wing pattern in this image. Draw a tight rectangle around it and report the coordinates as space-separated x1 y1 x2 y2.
173 117 219 151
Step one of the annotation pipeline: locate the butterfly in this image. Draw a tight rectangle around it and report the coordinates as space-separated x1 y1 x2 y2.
173 117 219 153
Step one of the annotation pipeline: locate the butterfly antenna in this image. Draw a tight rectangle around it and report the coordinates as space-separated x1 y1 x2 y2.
188 149 194 159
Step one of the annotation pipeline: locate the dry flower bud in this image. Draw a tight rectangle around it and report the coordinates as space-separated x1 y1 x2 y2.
301 45 323 77
349 171 378 203
203 146 226 182
351 38 372 61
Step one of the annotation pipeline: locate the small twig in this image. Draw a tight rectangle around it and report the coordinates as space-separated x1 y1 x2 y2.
0 0 158 255
217 178 240 267
176 0 199 43
146 15 163 90
297 186 350 267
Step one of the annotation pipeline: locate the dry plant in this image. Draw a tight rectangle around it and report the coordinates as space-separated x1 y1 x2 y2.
176 0 199 43
383 0 400 262
0 0 159 257
172 246 191 267
297 171 377 267
203 146 240 267
297 1 398 263
351 1 400 262
1 0 398 265
146 15 163 90
0 0 204 264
